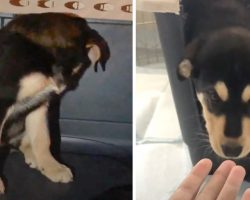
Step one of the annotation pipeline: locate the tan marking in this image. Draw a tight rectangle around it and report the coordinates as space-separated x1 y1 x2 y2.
86 44 101 65
18 73 50 100
0 73 60 139
18 73 62 101
197 93 226 157
72 64 82 75
26 105 73 183
242 85 250 102
178 59 193 78
214 81 228 101
239 117 250 158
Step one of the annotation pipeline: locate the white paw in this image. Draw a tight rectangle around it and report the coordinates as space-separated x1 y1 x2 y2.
40 163 73 183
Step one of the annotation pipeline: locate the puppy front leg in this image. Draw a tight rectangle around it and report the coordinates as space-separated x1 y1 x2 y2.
19 134 37 169
25 105 73 183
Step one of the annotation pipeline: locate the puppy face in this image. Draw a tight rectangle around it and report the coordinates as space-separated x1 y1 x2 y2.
196 83 250 159
178 28 250 159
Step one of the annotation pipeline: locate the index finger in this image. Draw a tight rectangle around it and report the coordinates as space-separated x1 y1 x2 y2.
170 159 212 200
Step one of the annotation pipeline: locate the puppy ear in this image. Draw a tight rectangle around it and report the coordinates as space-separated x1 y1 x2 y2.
86 44 101 69
86 30 110 72
177 59 193 80
177 37 203 80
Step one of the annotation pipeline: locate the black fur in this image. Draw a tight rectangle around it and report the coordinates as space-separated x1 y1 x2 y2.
0 30 55 128
3 13 110 75
0 13 110 145
0 13 110 191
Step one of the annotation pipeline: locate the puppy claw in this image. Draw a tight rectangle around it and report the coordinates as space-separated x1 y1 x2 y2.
41 164 73 183
24 154 37 169
27 161 37 169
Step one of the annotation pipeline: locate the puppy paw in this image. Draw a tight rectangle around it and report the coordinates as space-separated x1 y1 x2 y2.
40 163 73 183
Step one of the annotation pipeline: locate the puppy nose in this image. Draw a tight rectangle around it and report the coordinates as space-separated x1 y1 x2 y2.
221 144 242 157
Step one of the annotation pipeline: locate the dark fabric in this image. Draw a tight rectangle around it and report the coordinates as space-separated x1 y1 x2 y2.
93 185 132 200
0 151 132 200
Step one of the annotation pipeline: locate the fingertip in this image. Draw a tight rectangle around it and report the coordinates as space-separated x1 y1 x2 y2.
223 160 236 166
195 158 213 173
198 158 212 167
215 160 236 172
235 165 246 176
244 188 250 194
191 158 212 177
226 165 246 186
242 188 250 200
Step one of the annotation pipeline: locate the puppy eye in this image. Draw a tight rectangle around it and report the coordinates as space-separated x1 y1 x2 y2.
207 90 220 102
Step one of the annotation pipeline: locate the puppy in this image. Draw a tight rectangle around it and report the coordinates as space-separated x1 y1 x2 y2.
0 13 110 193
178 0 250 159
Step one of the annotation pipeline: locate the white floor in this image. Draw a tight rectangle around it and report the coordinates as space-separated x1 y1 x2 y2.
136 64 181 141
136 64 192 200
136 143 192 200
136 64 250 200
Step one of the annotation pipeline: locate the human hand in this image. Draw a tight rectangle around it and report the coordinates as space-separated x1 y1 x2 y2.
170 159 250 200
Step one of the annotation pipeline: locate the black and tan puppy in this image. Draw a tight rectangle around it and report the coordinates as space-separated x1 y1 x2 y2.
0 13 110 192
178 0 250 159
